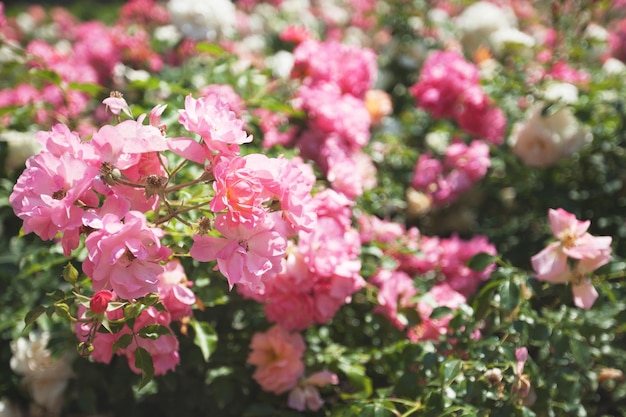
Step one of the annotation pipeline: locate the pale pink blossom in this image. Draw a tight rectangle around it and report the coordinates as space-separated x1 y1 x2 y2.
190 214 287 291
531 208 612 309
247 325 306 394
103 95 132 117
157 260 196 321
197 84 245 116
9 151 100 250
82 211 172 300
178 94 252 155
288 371 339 412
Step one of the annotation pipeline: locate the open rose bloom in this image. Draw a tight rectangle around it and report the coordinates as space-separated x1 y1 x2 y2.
531 208 612 309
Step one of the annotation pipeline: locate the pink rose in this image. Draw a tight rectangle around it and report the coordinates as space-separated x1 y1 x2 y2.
247 325 305 394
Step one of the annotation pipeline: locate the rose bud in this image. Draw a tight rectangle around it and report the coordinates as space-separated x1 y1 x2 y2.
90 290 114 314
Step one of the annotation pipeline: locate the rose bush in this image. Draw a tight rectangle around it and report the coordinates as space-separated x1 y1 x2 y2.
1 1 626 416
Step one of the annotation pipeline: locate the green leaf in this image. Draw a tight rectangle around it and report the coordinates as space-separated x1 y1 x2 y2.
359 403 396 417
67 81 104 96
134 346 155 390
467 252 498 271
189 318 218 362
30 68 62 85
440 359 463 386
338 361 373 397
430 306 453 320
112 333 133 352
137 324 172 339
499 280 520 314
24 305 47 329
195 42 226 55
569 337 591 368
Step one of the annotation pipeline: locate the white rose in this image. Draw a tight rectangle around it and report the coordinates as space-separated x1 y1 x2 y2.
509 104 592 167
10 333 74 415
0 398 23 417
266 50 294 79
603 57 626 75
0 131 41 173
455 1 517 54
489 27 535 55
167 0 236 41
543 82 579 105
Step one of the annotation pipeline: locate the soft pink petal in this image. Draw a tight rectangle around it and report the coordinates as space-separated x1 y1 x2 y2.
572 279 598 309
167 137 207 164
531 242 571 283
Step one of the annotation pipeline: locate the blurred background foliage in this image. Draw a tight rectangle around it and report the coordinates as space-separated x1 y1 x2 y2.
1 0 626 416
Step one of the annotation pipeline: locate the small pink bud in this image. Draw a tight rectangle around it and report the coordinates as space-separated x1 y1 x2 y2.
90 290 114 314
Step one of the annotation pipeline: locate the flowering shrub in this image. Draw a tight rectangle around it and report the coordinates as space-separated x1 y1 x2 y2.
1 1 626 417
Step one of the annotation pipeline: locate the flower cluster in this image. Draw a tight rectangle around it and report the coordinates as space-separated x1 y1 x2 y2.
409 50 506 145
411 139 491 206
239 189 365 331
9 90 319 375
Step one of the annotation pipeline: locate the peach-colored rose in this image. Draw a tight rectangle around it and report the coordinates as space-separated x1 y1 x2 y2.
364 89 393 125
247 325 305 394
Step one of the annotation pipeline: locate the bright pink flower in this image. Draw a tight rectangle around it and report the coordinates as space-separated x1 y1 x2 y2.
279 25 310 44
210 155 272 228
370 269 418 329
247 325 306 394
190 214 287 291
295 83 371 149
90 290 114 314
9 151 100 245
531 208 612 309
256 108 297 149
410 50 479 119
409 283 467 342
292 39 377 98
457 98 506 145
439 234 497 297
547 61 590 85
82 211 172 300
178 94 252 155
288 371 339 412
157 260 196 321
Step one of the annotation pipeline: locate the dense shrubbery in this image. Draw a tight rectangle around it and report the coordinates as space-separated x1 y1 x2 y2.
1 1 626 416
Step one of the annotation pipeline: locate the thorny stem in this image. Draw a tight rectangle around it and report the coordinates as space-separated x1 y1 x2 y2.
153 200 212 226
164 173 213 194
